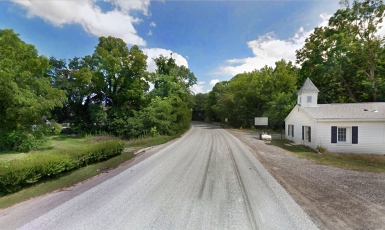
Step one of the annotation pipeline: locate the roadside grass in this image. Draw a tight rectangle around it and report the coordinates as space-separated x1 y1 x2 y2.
0 128 188 209
269 139 385 173
125 135 178 148
0 134 89 162
0 151 135 209
228 126 283 135
0 152 28 162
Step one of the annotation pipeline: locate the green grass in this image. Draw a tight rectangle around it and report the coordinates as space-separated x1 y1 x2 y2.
0 151 135 209
0 129 187 209
269 139 385 173
0 134 89 162
0 152 28 162
125 135 177 147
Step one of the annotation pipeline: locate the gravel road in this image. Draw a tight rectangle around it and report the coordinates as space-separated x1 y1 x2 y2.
7 122 317 230
228 129 385 230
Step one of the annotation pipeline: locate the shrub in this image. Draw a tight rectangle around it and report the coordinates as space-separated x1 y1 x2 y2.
0 140 124 195
50 120 63 135
316 145 327 153
150 127 159 137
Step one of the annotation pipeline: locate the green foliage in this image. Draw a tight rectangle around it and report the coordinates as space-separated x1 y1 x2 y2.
0 140 124 195
0 29 67 134
2 31 194 142
0 131 46 152
51 120 63 135
207 60 299 129
297 0 385 102
263 92 297 129
139 96 173 135
150 127 159 137
17 134 44 152
109 116 145 139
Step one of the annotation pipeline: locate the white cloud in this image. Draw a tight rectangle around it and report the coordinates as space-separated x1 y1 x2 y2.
109 0 150 16
210 79 219 87
147 30 152 36
190 81 206 94
150 22 156 27
142 48 189 73
376 16 385 37
218 14 331 77
12 0 148 46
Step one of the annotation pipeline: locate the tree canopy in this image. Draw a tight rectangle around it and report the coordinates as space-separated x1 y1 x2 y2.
0 29 66 150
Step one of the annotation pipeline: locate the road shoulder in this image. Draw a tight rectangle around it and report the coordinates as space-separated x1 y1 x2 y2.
226 129 385 230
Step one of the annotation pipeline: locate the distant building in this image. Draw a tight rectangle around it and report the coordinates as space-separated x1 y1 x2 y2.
285 78 385 155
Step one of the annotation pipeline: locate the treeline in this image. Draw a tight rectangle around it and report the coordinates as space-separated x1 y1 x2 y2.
0 30 196 151
198 0 385 129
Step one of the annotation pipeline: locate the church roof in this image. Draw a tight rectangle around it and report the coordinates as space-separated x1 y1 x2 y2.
301 102 385 120
297 77 319 94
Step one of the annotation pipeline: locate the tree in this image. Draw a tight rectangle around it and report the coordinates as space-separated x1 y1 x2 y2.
91 36 149 117
206 59 299 129
297 0 385 102
149 56 196 133
192 93 208 111
0 29 66 150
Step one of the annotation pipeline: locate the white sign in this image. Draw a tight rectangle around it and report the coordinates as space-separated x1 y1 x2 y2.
225 118 228 122
255 117 268 126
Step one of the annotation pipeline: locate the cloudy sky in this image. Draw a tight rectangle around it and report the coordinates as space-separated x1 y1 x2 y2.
0 0 341 93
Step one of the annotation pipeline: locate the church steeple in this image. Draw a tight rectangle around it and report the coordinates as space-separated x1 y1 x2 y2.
297 78 319 107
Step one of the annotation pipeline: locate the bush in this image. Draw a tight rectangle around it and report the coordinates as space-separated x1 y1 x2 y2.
316 145 327 153
0 140 124 195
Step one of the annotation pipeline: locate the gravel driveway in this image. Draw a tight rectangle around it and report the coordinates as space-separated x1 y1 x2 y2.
227 129 385 230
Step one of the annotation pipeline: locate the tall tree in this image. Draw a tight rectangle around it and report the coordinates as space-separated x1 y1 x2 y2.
149 56 197 132
91 36 149 116
297 0 385 102
0 29 66 149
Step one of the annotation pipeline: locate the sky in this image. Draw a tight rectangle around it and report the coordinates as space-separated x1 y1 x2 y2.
0 0 343 93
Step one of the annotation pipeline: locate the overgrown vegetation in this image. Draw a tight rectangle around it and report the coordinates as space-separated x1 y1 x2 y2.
270 139 385 173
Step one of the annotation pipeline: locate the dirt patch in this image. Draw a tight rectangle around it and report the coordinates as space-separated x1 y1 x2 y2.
227 129 385 230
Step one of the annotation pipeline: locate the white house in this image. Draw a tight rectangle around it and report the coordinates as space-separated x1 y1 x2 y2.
285 78 385 155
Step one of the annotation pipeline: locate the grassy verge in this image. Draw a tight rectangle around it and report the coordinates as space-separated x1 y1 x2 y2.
125 135 178 148
0 151 135 209
269 139 385 173
0 129 187 209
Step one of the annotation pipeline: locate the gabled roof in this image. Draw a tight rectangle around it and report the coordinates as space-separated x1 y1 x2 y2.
297 77 319 94
301 102 385 120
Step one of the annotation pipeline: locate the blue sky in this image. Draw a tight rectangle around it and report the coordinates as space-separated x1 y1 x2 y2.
0 0 341 93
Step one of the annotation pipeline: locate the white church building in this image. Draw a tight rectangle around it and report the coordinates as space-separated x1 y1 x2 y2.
285 78 385 155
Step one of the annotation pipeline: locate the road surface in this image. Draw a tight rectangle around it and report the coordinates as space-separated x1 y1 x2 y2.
4 122 318 229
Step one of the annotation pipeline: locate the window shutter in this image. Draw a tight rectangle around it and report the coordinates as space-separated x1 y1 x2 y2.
302 126 304 140
288 126 290 136
352 126 358 144
292 125 294 137
309 127 311 142
331 126 337 143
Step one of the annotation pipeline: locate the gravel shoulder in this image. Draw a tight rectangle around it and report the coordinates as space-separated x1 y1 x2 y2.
227 129 385 230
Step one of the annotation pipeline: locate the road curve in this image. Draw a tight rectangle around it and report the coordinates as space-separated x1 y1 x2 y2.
19 122 318 230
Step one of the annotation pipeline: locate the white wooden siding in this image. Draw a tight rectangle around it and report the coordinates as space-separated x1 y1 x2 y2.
285 106 317 148
317 121 385 155
285 106 385 155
